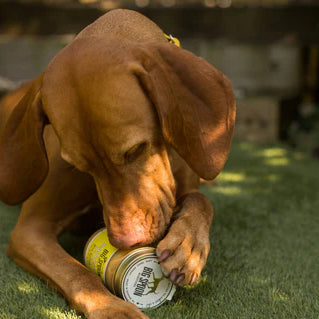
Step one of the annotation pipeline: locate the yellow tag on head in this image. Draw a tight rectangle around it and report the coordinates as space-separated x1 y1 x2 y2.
164 33 181 47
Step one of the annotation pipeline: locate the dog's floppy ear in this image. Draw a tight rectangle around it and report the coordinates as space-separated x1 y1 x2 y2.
0 75 49 205
132 43 236 180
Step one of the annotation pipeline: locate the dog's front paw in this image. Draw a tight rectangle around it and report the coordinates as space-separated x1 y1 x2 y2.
156 194 212 287
88 299 149 319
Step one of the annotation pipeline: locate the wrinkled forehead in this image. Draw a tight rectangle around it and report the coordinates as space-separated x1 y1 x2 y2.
86 71 158 148
45 67 159 163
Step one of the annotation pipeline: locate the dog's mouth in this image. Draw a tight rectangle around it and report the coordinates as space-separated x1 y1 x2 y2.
103 201 174 249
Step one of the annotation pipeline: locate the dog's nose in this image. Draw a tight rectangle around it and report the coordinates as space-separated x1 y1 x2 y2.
109 231 148 249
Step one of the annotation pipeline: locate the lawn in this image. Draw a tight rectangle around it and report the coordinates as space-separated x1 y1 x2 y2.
1 141 318 319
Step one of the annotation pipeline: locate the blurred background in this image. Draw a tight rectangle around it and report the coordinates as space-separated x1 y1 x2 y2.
1 3 319 318
0 0 319 155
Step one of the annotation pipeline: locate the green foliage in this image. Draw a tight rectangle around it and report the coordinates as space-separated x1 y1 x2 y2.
1 141 319 318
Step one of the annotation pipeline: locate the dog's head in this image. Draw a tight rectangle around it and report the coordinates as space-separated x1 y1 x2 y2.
0 38 235 248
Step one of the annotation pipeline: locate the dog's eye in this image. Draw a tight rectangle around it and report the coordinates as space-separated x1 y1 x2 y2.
124 142 147 163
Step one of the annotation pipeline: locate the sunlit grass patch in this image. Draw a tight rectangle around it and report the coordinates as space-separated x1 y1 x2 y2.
214 186 244 195
252 146 291 166
17 281 37 294
217 172 246 182
264 157 290 166
39 306 81 319
258 148 288 158
271 288 291 302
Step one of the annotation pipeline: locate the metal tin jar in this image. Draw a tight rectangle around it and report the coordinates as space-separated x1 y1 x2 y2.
84 228 176 309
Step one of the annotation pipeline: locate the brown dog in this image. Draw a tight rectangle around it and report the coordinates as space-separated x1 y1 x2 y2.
0 9 235 319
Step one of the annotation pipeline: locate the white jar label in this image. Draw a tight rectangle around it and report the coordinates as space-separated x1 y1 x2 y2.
121 256 176 309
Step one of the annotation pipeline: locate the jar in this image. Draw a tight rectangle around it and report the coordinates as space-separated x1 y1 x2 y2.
83 228 176 309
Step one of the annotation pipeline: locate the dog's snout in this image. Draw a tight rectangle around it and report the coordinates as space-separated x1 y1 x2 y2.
103 179 175 250
108 231 147 249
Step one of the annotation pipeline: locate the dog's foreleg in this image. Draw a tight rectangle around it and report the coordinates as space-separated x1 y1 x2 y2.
156 192 213 287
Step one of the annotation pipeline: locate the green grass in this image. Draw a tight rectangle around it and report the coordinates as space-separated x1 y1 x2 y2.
1 141 319 319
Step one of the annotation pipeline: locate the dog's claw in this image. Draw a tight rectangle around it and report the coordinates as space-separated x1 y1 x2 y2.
158 249 171 262
170 268 178 282
189 272 198 286
175 273 185 285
